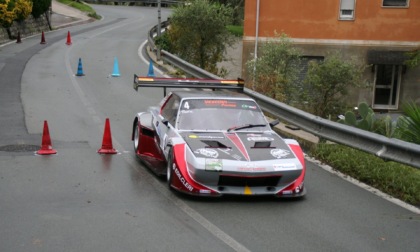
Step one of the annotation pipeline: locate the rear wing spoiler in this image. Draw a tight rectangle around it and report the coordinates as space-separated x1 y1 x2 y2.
133 75 244 96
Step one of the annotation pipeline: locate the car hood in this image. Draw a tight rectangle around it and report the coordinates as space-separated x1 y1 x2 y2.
180 132 296 161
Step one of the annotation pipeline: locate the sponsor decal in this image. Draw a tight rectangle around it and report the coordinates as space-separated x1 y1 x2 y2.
247 137 274 141
217 148 242 160
173 164 193 191
180 110 193 114
188 134 224 139
205 159 223 171
273 163 297 171
238 167 266 172
238 162 266 172
204 100 237 108
270 149 291 159
282 190 293 195
194 148 219 158
241 104 257 110
247 134 262 137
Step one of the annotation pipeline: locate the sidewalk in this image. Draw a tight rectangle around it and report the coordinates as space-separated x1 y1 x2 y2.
51 0 93 29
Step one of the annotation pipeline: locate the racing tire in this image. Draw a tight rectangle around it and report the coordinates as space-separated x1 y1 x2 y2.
166 147 174 189
133 124 140 153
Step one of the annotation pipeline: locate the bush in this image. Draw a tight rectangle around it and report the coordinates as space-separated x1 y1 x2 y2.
226 25 243 37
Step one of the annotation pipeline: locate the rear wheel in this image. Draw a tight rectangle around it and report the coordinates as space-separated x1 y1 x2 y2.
166 148 174 189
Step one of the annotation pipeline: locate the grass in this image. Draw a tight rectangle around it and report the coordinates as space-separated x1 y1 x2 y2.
56 0 101 19
310 143 420 206
227 25 243 37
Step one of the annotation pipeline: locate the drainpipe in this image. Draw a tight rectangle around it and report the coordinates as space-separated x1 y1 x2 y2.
252 0 260 89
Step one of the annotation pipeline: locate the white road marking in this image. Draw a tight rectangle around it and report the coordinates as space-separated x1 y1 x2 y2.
138 40 166 76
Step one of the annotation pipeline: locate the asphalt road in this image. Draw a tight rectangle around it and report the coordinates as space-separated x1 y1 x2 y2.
0 4 419 252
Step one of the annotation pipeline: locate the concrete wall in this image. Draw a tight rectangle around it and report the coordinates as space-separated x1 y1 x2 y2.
0 14 50 45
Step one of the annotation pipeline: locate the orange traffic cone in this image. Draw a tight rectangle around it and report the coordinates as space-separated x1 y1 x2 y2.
98 118 117 154
66 31 72 45
16 31 22 43
40 31 46 44
36 120 57 155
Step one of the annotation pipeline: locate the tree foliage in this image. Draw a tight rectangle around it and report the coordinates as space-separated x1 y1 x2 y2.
246 33 302 103
0 0 32 27
0 0 16 28
14 0 32 22
302 52 368 118
210 0 244 25
405 49 420 68
167 0 234 75
32 0 51 18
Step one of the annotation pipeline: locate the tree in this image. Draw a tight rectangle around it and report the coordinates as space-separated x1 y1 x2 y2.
14 0 32 22
167 0 234 75
31 0 51 29
405 49 420 68
302 52 368 118
210 0 244 25
32 0 51 18
245 33 302 104
0 0 32 39
0 0 16 29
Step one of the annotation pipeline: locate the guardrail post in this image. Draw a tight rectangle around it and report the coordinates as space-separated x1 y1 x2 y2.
157 47 161 61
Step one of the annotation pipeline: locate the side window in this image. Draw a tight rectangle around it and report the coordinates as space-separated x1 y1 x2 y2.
382 0 409 7
161 95 180 126
339 0 355 20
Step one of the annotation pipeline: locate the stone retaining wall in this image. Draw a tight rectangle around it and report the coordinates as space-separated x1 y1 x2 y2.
0 14 50 45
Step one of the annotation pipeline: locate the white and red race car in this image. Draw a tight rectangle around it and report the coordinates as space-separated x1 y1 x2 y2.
132 76 306 197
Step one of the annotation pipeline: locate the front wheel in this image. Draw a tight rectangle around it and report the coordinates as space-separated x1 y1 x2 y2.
133 124 140 153
166 147 174 189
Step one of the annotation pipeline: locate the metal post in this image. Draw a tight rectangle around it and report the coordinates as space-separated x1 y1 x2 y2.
157 0 162 60
158 0 162 37
252 0 260 90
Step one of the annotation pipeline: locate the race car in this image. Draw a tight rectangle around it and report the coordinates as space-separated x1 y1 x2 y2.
132 76 306 197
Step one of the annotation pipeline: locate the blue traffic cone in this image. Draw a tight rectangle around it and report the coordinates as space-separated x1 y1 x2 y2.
111 57 120 77
76 58 84 76
147 59 155 77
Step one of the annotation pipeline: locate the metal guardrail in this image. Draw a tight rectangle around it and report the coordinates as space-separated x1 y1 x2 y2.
147 23 420 169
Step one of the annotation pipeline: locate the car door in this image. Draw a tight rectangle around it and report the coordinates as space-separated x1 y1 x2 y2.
154 94 180 151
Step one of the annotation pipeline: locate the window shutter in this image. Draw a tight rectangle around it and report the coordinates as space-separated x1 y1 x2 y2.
341 0 355 10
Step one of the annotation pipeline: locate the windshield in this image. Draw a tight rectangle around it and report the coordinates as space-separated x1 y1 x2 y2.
177 99 269 131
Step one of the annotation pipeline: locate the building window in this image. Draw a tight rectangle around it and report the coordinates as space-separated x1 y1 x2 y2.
382 0 409 7
297 56 324 85
339 0 355 20
373 65 402 109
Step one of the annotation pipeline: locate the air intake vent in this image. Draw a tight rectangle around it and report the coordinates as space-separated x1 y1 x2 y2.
218 175 280 187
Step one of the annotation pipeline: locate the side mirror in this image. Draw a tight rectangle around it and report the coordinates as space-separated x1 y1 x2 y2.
162 119 169 127
269 119 280 128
